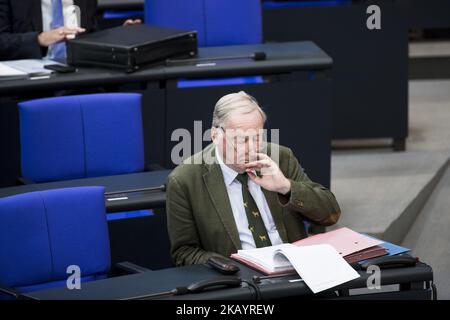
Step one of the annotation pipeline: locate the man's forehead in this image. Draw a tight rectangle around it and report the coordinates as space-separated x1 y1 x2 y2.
223 125 264 137
224 109 264 129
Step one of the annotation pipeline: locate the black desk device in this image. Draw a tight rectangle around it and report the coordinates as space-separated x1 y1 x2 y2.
360 255 417 270
207 256 240 275
44 64 77 73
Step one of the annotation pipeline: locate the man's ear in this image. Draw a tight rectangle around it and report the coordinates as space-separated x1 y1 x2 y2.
211 127 219 145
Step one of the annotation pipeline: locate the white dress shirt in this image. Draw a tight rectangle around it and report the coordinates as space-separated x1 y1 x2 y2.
215 147 284 250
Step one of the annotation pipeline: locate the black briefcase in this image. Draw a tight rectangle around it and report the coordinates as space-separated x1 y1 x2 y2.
67 24 197 72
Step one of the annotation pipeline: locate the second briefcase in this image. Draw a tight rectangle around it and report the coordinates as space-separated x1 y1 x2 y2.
67 24 198 72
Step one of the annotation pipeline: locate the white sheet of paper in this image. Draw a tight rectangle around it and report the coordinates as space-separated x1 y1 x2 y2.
2 59 57 77
274 244 360 294
0 62 27 80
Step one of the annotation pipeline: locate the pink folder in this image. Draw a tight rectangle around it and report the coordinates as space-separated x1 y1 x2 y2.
293 227 383 257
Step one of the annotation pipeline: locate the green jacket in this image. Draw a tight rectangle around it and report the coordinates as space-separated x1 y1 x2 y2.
166 143 341 266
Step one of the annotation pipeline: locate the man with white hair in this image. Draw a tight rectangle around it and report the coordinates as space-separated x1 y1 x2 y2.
167 91 341 266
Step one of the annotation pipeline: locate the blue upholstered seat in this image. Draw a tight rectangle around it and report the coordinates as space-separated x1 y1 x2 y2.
0 187 110 299
145 0 263 88
18 93 145 183
145 0 262 47
18 93 151 222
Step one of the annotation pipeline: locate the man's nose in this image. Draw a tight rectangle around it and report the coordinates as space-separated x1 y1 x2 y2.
247 137 255 150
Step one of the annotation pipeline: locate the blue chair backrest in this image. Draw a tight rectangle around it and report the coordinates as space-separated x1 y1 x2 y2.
0 187 110 294
145 0 262 47
18 93 145 183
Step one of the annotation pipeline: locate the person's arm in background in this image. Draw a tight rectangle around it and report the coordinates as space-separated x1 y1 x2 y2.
0 0 85 60
0 0 42 60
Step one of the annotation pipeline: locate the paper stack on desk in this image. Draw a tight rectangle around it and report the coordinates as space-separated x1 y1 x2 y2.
0 59 56 80
231 227 399 292
231 243 360 293
0 62 29 80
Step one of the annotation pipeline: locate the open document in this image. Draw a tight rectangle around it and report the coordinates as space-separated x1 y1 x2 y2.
231 243 360 294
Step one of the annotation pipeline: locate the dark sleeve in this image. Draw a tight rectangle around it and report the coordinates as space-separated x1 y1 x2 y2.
277 147 341 226
0 0 42 60
166 174 221 266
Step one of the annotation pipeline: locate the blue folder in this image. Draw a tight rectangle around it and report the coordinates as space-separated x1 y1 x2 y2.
379 240 411 257
359 235 411 264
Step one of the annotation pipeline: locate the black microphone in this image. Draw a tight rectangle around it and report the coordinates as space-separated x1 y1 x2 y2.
166 51 267 66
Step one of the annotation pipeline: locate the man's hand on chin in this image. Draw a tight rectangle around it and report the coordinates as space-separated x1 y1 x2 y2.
244 153 291 195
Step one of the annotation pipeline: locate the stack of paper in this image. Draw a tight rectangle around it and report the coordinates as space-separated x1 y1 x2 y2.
0 59 56 80
231 228 410 293
231 243 360 293
0 63 28 80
